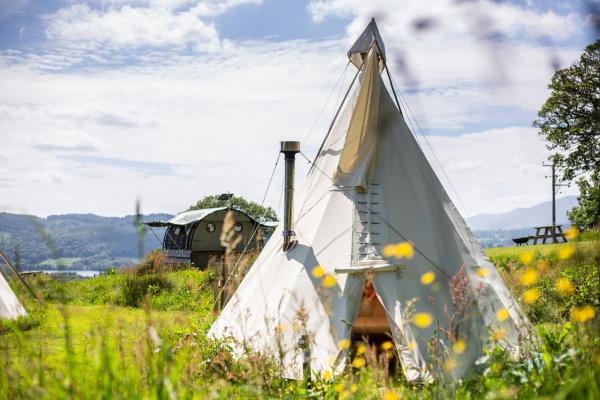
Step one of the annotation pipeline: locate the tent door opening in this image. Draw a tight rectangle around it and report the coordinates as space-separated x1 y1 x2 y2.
351 277 398 373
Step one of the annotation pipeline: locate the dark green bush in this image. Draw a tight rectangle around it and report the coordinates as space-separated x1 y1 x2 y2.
121 273 173 307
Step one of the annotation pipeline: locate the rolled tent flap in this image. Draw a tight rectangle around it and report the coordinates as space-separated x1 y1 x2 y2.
334 47 381 191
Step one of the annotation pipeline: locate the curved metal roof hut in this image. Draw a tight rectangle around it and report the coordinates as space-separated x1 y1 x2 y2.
146 207 276 268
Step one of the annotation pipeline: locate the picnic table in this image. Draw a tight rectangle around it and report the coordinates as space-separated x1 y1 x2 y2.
511 224 568 246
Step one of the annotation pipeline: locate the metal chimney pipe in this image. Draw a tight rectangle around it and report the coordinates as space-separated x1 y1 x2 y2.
280 141 300 251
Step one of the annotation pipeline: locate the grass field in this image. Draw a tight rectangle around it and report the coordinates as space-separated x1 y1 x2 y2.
1 240 599 399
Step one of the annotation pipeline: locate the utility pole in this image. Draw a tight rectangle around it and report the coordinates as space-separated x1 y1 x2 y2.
543 161 567 230
543 162 557 226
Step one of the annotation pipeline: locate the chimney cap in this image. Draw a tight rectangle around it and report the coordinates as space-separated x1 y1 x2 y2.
280 141 300 154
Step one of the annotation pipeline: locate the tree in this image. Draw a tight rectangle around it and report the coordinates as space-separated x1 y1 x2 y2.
567 169 600 230
534 38 600 229
188 194 278 222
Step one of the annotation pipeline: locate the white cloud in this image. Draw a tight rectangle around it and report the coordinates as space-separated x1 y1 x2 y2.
424 127 578 217
309 0 582 40
43 0 262 50
0 0 589 218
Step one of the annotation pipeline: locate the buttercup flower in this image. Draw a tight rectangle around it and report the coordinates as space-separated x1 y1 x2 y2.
555 278 576 296
519 269 538 286
356 344 366 355
312 265 325 278
452 339 466 354
420 271 436 285
558 245 575 260
412 313 433 328
519 251 534 264
322 274 336 288
381 341 394 351
352 357 365 368
571 305 596 323
383 242 414 259
496 308 509 321
383 391 400 400
522 288 540 304
564 226 579 240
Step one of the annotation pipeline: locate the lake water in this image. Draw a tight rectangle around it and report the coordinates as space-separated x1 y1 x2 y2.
25 270 103 278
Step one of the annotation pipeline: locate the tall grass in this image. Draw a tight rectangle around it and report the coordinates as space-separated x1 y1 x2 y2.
0 241 598 398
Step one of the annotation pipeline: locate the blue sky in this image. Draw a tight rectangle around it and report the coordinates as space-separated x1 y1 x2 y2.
0 0 597 217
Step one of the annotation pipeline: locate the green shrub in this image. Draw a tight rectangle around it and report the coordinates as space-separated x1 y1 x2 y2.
121 273 173 307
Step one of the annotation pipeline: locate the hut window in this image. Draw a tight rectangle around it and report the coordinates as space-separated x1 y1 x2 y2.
234 222 243 232
206 222 216 233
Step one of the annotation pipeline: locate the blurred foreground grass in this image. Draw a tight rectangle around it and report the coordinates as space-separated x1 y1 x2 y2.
0 240 598 399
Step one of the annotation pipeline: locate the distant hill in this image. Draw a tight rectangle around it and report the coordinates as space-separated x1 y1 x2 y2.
0 197 581 270
0 212 171 271
466 196 578 231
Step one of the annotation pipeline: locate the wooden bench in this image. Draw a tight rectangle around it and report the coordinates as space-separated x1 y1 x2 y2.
512 236 532 246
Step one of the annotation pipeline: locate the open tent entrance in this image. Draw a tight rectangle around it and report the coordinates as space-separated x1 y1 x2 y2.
350 276 398 372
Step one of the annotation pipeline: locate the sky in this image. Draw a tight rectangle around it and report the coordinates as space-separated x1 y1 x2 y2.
0 0 597 219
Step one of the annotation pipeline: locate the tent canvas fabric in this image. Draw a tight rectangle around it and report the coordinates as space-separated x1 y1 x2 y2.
0 272 27 319
209 22 530 382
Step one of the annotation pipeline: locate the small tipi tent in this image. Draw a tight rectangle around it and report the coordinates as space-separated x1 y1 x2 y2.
0 272 27 320
210 19 529 382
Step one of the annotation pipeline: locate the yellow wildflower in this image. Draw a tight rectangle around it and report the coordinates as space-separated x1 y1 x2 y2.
519 251 534 264
323 370 332 381
492 329 507 341
444 358 457 371
350 383 358 393
476 267 489 277
522 288 540 304
496 308 510 321
564 226 579 240
571 305 596 323
420 271 436 285
352 357 365 368
536 259 550 273
356 343 366 355
452 339 466 354
381 341 394 351
558 245 575 260
383 391 401 400
312 265 325 278
322 274 336 288
338 338 350 350
383 242 414 259
519 268 538 286
412 312 433 328
555 278 576 296
334 383 344 392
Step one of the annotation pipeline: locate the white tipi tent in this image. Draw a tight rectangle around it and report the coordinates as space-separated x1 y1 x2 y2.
210 19 530 382
0 272 27 320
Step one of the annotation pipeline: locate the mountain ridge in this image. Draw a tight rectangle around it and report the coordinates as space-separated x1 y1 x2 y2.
466 196 578 230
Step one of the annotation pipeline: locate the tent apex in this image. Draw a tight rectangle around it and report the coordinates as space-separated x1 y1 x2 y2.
347 18 386 69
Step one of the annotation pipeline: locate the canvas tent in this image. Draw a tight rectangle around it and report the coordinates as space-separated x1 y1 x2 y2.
209 19 530 382
0 271 27 320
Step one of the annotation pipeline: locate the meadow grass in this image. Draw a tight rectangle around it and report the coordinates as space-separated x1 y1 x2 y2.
0 240 598 399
